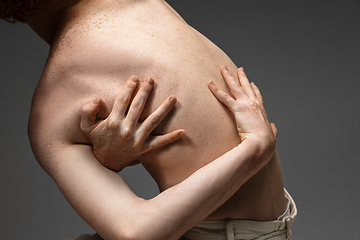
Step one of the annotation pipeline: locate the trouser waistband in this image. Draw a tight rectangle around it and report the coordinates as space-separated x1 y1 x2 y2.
181 188 297 240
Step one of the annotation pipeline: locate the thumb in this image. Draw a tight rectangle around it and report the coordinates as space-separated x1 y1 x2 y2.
270 123 278 139
80 97 103 132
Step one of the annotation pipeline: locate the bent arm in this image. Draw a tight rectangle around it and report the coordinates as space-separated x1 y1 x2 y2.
29 68 276 240
34 134 265 240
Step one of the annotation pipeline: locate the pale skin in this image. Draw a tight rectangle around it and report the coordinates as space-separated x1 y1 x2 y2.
72 66 278 239
80 76 186 172
26 0 287 238
81 69 278 171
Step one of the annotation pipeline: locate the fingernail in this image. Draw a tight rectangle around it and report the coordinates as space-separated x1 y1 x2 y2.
92 97 99 105
223 66 228 71
179 131 186 137
170 96 177 103
130 76 138 82
209 80 215 85
239 67 244 72
147 78 154 85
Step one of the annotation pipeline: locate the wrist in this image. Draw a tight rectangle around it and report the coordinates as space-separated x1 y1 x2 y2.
240 135 276 165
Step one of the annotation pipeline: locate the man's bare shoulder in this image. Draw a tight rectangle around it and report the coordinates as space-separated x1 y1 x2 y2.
28 51 132 153
28 58 95 169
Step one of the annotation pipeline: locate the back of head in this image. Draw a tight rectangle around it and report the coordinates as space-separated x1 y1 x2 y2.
0 0 49 23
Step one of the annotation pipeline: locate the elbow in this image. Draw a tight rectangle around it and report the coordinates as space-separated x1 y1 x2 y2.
104 198 180 240
116 231 173 240
109 200 154 240
114 230 138 240
114 221 180 240
111 226 149 240
110 202 176 240
101 225 138 240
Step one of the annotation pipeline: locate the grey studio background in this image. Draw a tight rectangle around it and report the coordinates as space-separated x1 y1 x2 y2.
1 0 359 239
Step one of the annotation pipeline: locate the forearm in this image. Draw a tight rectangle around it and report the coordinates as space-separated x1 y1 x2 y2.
34 135 274 240
43 66 277 239
128 140 271 240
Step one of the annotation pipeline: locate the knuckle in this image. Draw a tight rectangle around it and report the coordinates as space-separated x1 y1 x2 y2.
81 104 91 114
131 101 143 111
249 100 257 107
132 138 142 149
107 118 120 130
81 105 87 113
234 99 257 113
223 93 234 102
79 122 86 131
117 95 129 104
149 115 160 127
121 124 133 137
230 107 239 115
248 100 259 110
122 125 131 134
126 79 137 87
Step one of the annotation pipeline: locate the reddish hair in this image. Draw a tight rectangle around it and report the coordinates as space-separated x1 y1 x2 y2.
0 0 49 23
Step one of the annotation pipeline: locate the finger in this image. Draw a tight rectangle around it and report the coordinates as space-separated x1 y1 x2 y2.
80 97 103 132
126 78 154 124
220 66 244 100
139 95 177 136
250 82 264 106
270 123 278 138
238 67 256 100
111 76 139 119
146 129 186 152
208 80 238 112
250 82 269 122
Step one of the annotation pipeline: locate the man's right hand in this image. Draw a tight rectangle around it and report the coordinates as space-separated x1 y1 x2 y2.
208 67 278 162
80 75 186 172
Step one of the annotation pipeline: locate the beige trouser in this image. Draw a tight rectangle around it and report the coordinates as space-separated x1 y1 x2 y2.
65 189 296 240
180 189 297 240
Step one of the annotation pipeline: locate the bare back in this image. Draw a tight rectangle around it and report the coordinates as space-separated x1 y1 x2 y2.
31 0 286 221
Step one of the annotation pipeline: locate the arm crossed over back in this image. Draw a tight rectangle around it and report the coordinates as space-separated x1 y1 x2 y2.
28 67 277 240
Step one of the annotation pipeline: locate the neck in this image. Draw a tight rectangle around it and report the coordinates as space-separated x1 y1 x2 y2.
26 0 81 45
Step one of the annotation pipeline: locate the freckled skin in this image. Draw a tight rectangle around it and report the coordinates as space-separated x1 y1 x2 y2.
30 0 286 221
